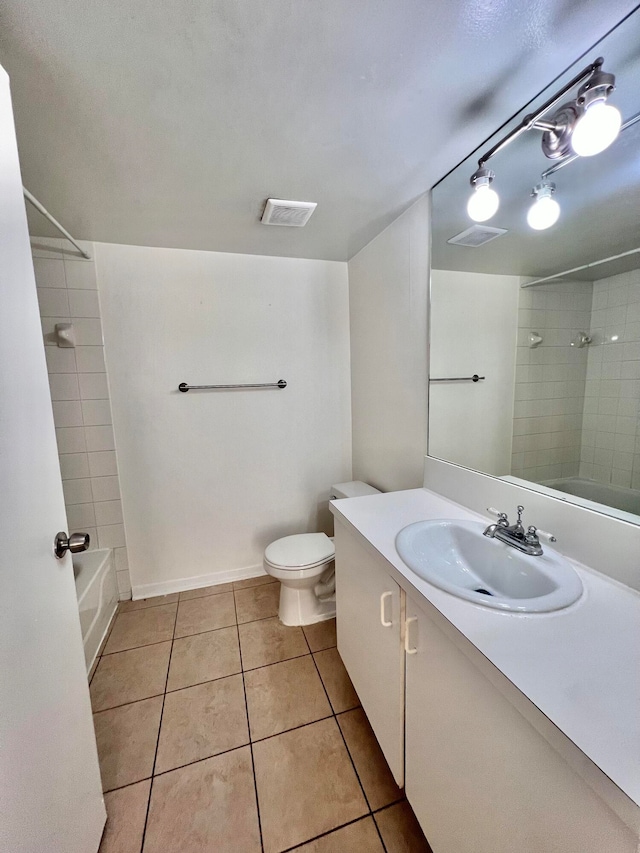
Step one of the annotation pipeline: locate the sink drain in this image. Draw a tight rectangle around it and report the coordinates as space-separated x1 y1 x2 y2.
474 588 494 596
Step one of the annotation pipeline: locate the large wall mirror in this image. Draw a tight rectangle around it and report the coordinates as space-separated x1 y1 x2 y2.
428 11 640 525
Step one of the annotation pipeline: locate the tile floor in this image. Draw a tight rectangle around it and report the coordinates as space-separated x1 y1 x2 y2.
92 574 432 852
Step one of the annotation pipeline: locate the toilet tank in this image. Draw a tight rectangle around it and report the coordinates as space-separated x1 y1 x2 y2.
330 481 381 500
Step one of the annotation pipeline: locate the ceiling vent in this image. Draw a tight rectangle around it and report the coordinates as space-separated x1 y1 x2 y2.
261 198 317 227
447 224 508 247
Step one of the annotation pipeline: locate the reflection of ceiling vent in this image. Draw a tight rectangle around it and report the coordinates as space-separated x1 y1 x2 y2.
261 199 317 227
447 224 508 247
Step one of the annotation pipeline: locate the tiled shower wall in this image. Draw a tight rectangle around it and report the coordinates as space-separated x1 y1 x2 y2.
32 237 131 599
511 280 592 482
579 269 640 489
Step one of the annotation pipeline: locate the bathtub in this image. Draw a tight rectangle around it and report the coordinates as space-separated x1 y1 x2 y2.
74 548 118 673
540 477 640 519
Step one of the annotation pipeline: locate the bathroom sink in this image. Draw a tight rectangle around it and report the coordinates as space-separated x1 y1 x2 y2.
395 519 583 612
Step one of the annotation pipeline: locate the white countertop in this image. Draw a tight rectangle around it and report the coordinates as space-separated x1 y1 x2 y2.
330 487 640 809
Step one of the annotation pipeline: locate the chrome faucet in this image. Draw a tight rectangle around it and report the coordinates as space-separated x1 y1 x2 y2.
483 505 556 556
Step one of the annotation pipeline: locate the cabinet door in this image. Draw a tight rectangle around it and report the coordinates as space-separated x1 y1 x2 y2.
335 521 404 785
404 595 637 853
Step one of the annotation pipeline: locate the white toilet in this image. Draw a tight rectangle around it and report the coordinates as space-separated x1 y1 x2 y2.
264 481 380 626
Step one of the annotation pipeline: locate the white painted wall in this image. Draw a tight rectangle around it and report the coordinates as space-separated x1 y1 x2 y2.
348 195 430 492
429 269 519 476
96 243 352 598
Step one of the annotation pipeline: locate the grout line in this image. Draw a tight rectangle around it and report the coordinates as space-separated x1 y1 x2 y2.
234 589 265 853
278 814 379 853
138 599 179 853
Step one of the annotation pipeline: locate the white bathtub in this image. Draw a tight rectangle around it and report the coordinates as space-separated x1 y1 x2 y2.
74 548 118 673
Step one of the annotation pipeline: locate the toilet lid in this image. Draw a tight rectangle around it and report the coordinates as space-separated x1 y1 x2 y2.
264 533 335 570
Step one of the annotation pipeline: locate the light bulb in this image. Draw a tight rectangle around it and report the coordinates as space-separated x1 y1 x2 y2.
527 195 560 230
571 101 621 156
467 184 499 222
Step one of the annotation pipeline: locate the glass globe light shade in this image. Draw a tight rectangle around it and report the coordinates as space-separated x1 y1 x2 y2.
527 195 561 230
572 101 622 157
467 184 499 222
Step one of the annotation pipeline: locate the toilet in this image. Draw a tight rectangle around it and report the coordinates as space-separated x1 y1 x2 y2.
264 481 381 626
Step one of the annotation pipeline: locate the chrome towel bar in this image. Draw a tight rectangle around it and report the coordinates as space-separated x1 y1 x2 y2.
178 380 287 392
429 374 485 383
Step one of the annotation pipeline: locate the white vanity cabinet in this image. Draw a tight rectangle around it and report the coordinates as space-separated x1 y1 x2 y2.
404 594 638 853
334 520 405 785
334 519 639 853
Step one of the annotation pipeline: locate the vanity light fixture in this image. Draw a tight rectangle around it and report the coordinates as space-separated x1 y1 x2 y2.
527 182 560 230
465 57 621 226
467 168 499 222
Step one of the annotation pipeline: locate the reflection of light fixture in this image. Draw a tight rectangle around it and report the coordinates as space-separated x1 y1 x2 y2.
467 168 499 222
570 331 592 348
527 183 560 230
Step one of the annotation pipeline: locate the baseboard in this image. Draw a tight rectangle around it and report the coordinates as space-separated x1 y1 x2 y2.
131 563 266 601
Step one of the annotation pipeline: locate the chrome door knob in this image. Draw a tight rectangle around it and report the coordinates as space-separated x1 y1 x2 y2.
54 531 90 559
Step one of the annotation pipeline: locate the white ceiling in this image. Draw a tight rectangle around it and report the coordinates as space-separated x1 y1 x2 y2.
0 0 638 260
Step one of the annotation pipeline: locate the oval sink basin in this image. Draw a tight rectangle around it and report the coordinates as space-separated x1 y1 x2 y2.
395 519 583 613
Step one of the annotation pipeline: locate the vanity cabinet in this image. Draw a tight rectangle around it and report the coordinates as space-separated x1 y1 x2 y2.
334 520 405 785
335 521 639 853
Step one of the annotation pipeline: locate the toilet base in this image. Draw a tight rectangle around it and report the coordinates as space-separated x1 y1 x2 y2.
278 583 336 627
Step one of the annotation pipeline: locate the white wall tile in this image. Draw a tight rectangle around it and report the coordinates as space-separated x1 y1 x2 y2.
33 258 66 288
81 399 112 426
75 346 106 373
90 475 120 502
97 523 125 548
116 570 132 597
68 289 100 318
30 237 65 259
67 503 97 529
88 450 117 477
64 259 97 290
45 346 77 374
37 288 69 317
56 426 87 454
85 424 115 452
52 400 83 428
73 318 103 345
79 373 109 400
62 478 93 505
94 500 123 526
59 452 90 480
115 547 129 573
49 373 80 401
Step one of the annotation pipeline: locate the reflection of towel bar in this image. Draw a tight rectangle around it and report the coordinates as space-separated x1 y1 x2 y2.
429 374 485 383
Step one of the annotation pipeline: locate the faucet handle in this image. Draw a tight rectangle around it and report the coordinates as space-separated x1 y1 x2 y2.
486 507 509 525
536 528 557 543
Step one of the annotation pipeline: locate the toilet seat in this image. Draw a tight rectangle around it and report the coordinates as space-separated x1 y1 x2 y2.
264 533 335 571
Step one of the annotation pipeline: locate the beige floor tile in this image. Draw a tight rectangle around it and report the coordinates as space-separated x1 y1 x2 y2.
99 779 151 853
91 642 171 712
253 717 368 853
143 747 261 853
119 593 179 612
179 582 234 600
338 708 402 810
374 801 432 853
235 582 280 623
302 618 337 652
167 626 241 691
313 648 360 713
233 574 277 590
94 697 163 792
104 605 177 654
244 656 332 740
238 617 308 670
291 817 384 852
155 675 248 774
174 592 236 638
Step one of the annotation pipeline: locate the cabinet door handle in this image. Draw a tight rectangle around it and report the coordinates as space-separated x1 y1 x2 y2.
380 591 393 627
405 616 418 654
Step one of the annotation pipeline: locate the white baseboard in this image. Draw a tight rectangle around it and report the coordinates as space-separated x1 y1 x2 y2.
131 563 266 601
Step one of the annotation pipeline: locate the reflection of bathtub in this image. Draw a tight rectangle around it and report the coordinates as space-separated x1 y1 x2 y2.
541 477 640 516
74 549 118 673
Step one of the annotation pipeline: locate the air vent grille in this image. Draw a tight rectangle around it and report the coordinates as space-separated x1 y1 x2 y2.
261 199 317 227
447 224 508 247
